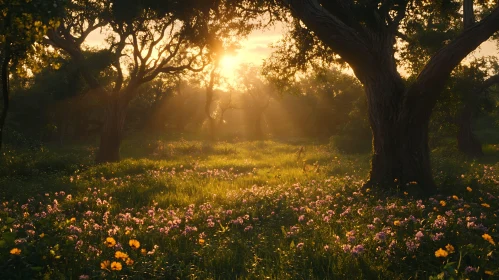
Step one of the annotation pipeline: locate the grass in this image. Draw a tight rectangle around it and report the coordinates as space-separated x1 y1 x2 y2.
0 136 498 279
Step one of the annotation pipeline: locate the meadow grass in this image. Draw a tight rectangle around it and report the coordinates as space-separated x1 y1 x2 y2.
0 137 498 279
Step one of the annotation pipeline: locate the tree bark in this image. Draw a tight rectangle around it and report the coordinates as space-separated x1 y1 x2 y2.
95 96 128 163
362 68 436 193
457 103 483 157
0 43 11 150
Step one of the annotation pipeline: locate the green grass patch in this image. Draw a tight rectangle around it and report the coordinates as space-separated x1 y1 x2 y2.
0 138 498 279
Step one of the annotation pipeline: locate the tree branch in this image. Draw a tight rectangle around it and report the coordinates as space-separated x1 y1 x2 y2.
409 6 499 100
283 0 379 77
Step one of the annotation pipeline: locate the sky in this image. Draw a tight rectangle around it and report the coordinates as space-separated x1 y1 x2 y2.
86 22 498 83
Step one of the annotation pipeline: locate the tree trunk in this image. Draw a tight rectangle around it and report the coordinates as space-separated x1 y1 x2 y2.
0 43 10 150
363 72 436 194
457 103 483 157
95 97 128 163
254 112 264 140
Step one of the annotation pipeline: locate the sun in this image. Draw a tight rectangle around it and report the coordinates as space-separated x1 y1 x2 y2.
219 55 242 85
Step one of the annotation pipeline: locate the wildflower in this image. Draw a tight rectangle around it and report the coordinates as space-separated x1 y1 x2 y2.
482 233 496 245
10 248 21 255
78 275 90 280
126 258 134 266
432 232 444 241
115 251 129 260
415 231 424 240
110 261 122 271
445 244 455 254
439 201 446 207
100 260 110 270
481 203 490 208
464 266 476 273
452 195 459 200
485 271 494 276
352 244 364 255
466 186 472 192
374 232 386 242
129 239 140 249
70 217 76 223
39 233 45 238
140 248 147 256
393 220 401 226
342 244 351 253
105 237 116 247
406 240 419 252
199 239 205 246
435 248 448 258
434 215 447 229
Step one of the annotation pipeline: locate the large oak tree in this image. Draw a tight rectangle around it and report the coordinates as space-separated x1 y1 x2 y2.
230 0 499 193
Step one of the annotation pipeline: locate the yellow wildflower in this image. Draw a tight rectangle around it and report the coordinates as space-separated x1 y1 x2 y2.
481 203 490 208
39 233 45 238
482 234 496 245
466 186 472 192
100 260 110 270
452 195 459 200
199 239 205 246
485 271 494 275
435 248 448 258
439 200 446 207
393 221 401 226
126 258 134 266
115 251 129 260
141 248 147 256
110 261 122 271
129 239 140 249
10 248 21 255
445 244 455 254
70 217 76 223
105 237 116 247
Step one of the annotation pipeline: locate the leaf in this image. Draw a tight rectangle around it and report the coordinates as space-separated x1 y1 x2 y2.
31 267 43 272
2 232 16 244
5 217 15 224
443 262 456 270
289 240 295 249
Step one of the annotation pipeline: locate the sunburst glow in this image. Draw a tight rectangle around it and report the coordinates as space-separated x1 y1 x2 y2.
219 55 243 86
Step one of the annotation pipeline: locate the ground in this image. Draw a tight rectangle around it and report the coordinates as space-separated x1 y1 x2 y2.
0 136 498 279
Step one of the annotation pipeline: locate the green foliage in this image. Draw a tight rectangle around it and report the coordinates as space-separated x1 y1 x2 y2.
0 0 66 64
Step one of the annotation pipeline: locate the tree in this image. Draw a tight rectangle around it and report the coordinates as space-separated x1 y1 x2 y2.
46 0 249 162
238 65 273 140
456 63 499 156
231 0 499 193
0 0 65 149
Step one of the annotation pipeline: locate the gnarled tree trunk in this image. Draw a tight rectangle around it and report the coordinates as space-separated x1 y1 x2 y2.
362 70 435 193
95 96 128 163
